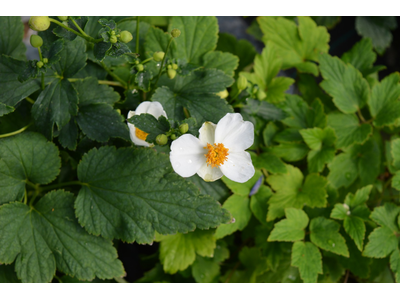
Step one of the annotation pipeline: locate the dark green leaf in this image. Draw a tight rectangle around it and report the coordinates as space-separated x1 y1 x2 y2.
128 113 170 143
93 42 112 61
0 16 26 60
0 103 14 117
58 117 78 150
242 98 287 122
250 185 273 225
53 17 88 41
53 38 87 78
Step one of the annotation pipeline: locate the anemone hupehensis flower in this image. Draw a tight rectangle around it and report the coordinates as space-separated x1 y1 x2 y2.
170 113 255 183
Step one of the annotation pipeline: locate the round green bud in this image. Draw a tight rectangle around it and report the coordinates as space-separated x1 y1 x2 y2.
110 35 118 44
216 89 229 99
36 61 44 68
237 75 248 91
156 134 168 146
179 123 189 134
29 16 50 32
58 16 68 21
257 89 267 101
30 34 43 48
43 58 48 64
172 63 178 70
120 31 133 43
136 64 144 72
153 51 165 62
171 133 177 140
171 28 181 38
134 59 140 65
167 64 172 69
167 69 177 79
115 109 121 115
111 30 116 35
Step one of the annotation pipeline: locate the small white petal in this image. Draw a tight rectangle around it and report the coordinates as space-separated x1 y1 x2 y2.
215 113 254 152
197 164 223 182
199 122 216 145
127 111 151 147
220 151 255 183
170 134 206 177
135 101 167 118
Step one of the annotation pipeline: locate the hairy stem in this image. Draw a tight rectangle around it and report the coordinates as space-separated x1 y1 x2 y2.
153 36 173 91
49 18 101 44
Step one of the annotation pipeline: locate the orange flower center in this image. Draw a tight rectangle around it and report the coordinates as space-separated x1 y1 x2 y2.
204 143 229 168
135 127 149 141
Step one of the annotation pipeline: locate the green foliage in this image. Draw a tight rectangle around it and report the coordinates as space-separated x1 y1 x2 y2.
268 208 309 242
291 242 322 283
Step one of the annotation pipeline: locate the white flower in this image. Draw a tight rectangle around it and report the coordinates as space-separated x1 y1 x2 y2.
170 113 255 183
127 101 167 147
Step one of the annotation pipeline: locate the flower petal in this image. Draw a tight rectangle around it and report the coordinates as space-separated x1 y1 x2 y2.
170 134 206 177
199 121 216 145
197 164 223 182
135 101 167 118
127 111 151 147
220 151 255 183
215 113 254 152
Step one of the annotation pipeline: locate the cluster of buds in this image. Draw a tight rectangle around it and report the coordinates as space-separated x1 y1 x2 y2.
155 123 189 146
167 63 178 79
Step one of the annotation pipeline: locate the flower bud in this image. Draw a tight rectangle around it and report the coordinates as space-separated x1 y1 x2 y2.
43 58 48 63
171 28 181 38
156 134 168 146
167 69 176 79
58 16 68 21
115 109 121 115
153 51 165 62
172 63 178 70
237 75 248 91
167 65 172 69
257 89 266 101
36 61 44 68
120 31 133 43
171 134 177 140
30 35 43 48
111 31 116 35
29 16 50 32
110 35 118 44
136 64 144 72
179 123 189 134
216 89 229 99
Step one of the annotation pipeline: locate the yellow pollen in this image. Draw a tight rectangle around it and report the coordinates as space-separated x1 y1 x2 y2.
135 127 149 141
204 143 229 168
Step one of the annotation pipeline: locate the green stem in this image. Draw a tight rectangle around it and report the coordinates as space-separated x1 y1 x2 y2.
38 47 45 90
40 181 85 193
65 78 124 88
357 108 366 123
25 97 35 104
153 36 173 91
0 123 32 138
70 18 89 38
136 16 140 54
24 189 28 205
49 18 100 44
101 62 127 88
141 57 153 64
26 180 39 190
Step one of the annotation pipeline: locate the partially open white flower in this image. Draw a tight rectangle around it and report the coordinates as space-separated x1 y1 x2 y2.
170 113 255 183
127 101 167 147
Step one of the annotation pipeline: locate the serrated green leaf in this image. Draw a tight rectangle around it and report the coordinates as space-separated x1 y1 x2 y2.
370 203 400 232
344 216 366 251
222 170 263 197
0 190 124 283
203 51 238 77
327 152 358 188
392 171 400 191
0 103 14 117
369 73 400 127
327 112 372 149
216 33 257 73
156 229 216 274
169 16 218 65
93 42 112 61
319 53 370 114
268 208 309 242
267 165 327 221
128 114 170 143
53 38 87 78
392 138 400 170
356 16 397 54
238 246 269 282
253 153 287 174
0 132 60 205
54 17 88 41
291 241 322 283
214 194 251 239
269 143 309 162
145 26 177 62
152 69 233 125
320 256 345 283
310 217 349 257
330 203 349 220
345 185 373 207
258 17 329 76
273 128 303 144
250 185 272 225
242 98 287 122
135 69 153 92
0 16 26 60
297 74 334 111
32 78 78 140
363 227 398 258
75 147 231 244
390 250 400 283
311 16 341 29
0 263 20 283
58 117 78 150
191 255 220 283
186 175 230 203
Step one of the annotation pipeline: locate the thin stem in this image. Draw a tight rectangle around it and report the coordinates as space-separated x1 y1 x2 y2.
26 180 39 190
40 181 85 193
98 80 125 87
101 62 127 89
38 47 45 90
0 123 32 138
153 36 173 90
141 57 153 64
24 189 28 205
357 108 366 123
343 269 350 283
25 97 35 104
49 18 99 44
70 18 89 38
136 16 140 54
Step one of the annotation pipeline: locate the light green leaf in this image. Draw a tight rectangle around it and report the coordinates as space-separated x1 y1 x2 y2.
0 132 60 205
191 255 220 283
32 78 78 140
156 229 216 274
75 146 231 244
253 153 287 174
363 227 398 258
291 241 322 283
222 170 263 197
153 69 233 125
344 216 366 251
203 51 238 77
356 16 397 54
310 217 349 257
267 165 327 221
268 208 309 242
369 73 400 127
391 138 400 169
392 171 400 191
0 16 26 60
0 190 124 283
242 98 287 123
53 38 87 78
327 112 372 149
169 16 218 65
269 143 309 162
327 152 358 188
345 185 373 208
250 185 273 225
311 16 341 29
370 203 400 232
238 246 269 282
214 194 251 239
258 16 329 76
390 250 400 283
319 53 370 114
330 203 349 220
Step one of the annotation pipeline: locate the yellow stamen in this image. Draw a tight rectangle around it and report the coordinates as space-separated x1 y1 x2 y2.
204 143 229 168
135 127 149 141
